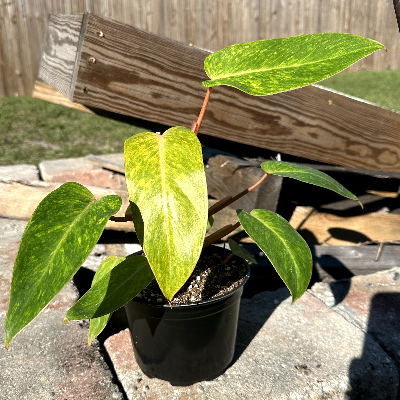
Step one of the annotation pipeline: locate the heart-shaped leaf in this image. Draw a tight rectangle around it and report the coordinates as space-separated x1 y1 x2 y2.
64 255 153 321
124 127 208 300
237 209 312 302
5 182 122 348
228 238 257 264
261 161 359 203
88 256 122 345
203 33 385 95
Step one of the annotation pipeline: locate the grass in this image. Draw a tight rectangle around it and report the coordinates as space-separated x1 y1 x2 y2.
1 69 399 165
318 69 400 112
0 96 149 166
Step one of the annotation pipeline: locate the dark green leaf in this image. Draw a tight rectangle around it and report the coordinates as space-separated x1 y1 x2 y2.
130 201 144 246
203 33 385 95
261 161 359 203
88 256 122 345
64 256 153 321
207 214 215 233
237 209 312 302
5 182 121 348
228 238 257 264
124 127 208 300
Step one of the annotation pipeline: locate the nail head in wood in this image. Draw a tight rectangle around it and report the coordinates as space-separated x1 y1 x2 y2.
88 57 96 64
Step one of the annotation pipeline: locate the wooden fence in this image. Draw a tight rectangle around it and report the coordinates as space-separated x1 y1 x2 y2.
1 0 399 97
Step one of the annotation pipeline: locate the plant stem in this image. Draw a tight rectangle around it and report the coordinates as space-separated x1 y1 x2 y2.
203 221 240 248
208 173 268 217
193 87 212 135
109 214 132 222
222 252 234 264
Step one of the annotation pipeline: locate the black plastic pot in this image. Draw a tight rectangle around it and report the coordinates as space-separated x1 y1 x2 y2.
124 251 250 385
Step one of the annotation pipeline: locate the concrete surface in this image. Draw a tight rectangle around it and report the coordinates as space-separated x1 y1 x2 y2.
311 267 400 374
0 217 125 400
0 308 124 400
2 158 400 399
0 164 40 183
104 283 399 400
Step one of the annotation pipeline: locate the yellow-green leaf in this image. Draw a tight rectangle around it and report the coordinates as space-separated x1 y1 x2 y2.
124 127 208 300
261 161 360 203
203 33 385 95
5 183 122 348
88 256 122 346
65 256 153 321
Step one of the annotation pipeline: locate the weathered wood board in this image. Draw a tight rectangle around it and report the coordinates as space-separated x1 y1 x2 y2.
0 182 248 236
206 154 282 213
290 206 400 245
0 181 132 232
242 243 400 280
32 81 93 114
311 245 400 279
38 13 400 172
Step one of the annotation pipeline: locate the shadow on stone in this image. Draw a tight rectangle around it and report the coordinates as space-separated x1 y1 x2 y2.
230 288 290 366
328 277 352 306
347 292 400 399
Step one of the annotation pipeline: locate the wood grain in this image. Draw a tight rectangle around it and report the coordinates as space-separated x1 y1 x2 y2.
0 181 132 232
311 244 400 279
206 154 282 213
248 242 400 280
32 81 94 113
64 14 400 172
38 14 84 98
290 206 400 245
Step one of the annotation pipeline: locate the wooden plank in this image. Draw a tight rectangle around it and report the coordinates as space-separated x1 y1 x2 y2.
38 13 85 98
289 206 400 245
320 193 394 211
241 243 400 280
0 181 132 232
206 154 282 213
39 13 400 172
32 80 94 113
311 244 400 279
394 0 400 32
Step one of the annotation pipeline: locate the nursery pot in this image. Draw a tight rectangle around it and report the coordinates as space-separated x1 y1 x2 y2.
124 248 250 385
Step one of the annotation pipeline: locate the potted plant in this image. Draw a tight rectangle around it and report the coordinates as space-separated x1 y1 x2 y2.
5 32 384 384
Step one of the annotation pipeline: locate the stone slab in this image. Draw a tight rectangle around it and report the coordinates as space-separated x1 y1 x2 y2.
0 308 124 400
0 217 124 399
0 218 27 246
0 164 40 183
310 267 400 373
105 286 398 399
0 218 79 314
39 154 126 189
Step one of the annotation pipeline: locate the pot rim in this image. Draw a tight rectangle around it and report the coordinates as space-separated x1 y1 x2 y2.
127 247 250 309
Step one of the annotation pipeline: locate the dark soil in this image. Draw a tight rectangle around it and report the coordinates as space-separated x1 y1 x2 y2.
134 246 248 306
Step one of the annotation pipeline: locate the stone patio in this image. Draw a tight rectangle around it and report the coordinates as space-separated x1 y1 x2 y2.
0 157 399 399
